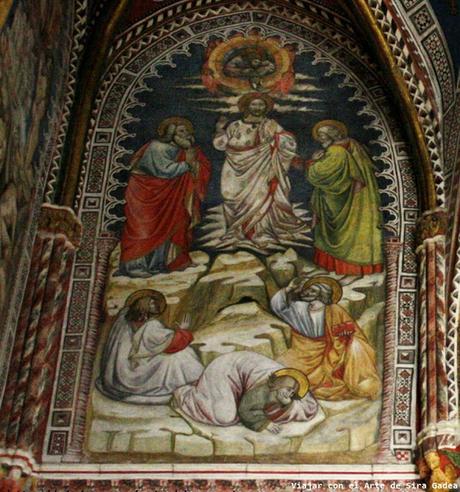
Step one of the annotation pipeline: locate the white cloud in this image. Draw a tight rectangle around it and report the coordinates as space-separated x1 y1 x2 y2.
292 83 324 92
295 74 315 80
188 96 240 105
274 105 324 113
278 94 322 103
194 100 325 113
191 94 322 106
174 83 206 90
195 106 240 113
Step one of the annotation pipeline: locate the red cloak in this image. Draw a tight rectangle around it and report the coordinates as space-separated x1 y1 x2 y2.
120 146 211 271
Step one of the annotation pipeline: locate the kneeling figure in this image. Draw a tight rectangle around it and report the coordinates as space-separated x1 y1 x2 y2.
97 289 204 404
174 351 318 433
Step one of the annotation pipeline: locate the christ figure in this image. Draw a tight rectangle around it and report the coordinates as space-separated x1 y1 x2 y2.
213 93 306 250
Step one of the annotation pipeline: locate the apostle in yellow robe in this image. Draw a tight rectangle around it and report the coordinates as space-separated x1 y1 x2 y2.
306 120 383 276
271 276 381 401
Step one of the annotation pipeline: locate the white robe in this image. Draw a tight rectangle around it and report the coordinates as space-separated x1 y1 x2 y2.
271 289 325 338
97 308 204 404
213 118 305 243
174 351 318 426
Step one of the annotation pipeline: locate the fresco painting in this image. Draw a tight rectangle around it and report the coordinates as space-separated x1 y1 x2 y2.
84 33 389 464
0 0 458 486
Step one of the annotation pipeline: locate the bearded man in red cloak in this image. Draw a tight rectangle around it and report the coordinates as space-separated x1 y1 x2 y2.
119 117 211 277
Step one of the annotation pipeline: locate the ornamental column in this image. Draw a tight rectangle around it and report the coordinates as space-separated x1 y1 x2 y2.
0 204 81 477
415 208 460 487
377 235 402 463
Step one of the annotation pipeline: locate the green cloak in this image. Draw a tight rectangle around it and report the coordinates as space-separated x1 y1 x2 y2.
306 140 383 266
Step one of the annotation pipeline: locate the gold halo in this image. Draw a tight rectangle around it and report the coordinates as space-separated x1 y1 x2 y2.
157 117 194 138
124 289 167 314
301 275 343 304
237 92 274 114
272 368 310 398
312 120 348 141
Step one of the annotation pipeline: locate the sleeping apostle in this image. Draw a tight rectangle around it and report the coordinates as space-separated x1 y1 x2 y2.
271 276 381 401
306 120 382 275
174 351 318 433
119 117 211 277
96 289 204 404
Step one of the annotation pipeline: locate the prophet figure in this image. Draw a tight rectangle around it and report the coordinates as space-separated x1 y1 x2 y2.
174 351 318 433
306 120 383 275
119 117 211 277
96 290 204 404
271 276 381 401
213 93 306 250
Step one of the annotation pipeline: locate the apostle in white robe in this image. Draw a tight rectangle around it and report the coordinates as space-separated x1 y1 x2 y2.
96 290 204 404
174 351 318 433
213 93 306 249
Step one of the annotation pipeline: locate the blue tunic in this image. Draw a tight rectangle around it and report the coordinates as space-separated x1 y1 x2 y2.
134 140 189 178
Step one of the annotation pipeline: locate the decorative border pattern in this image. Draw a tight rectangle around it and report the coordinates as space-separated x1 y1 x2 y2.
446 151 460 422
395 0 454 114
368 0 445 207
384 0 457 191
447 231 460 420
44 0 90 203
444 79 460 426
390 0 455 112
34 478 426 491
